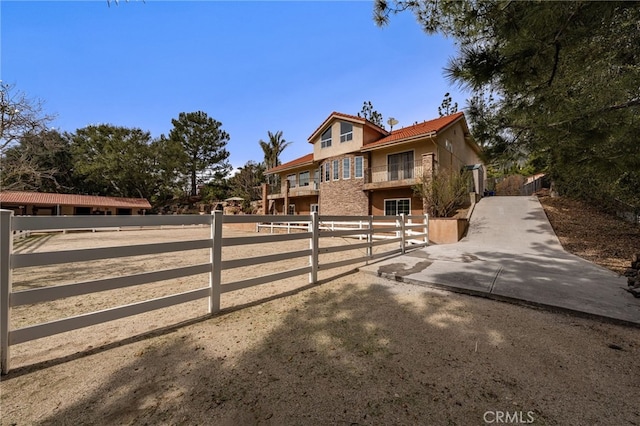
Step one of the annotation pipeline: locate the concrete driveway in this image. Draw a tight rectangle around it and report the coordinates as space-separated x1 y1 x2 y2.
360 196 640 326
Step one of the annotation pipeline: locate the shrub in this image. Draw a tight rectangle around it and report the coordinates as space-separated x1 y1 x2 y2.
414 169 472 218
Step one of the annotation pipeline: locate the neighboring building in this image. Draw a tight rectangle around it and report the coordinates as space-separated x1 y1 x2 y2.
264 111 484 216
0 191 151 216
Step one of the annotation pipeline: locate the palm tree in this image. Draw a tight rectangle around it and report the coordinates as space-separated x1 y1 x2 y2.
259 130 291 185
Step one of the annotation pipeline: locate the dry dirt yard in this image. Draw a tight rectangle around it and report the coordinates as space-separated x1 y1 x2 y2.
1 223 639 425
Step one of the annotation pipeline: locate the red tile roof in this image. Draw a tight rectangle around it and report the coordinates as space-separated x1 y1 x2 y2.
0 191 152 209
265 153 315 174
363 112 465 150
308 111 388 142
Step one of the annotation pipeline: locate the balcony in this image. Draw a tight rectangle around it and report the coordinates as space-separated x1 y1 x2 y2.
267 181 319 199
364 161 424 190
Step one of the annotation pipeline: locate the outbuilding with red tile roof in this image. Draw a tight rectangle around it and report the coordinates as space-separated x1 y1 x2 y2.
0 191 151 216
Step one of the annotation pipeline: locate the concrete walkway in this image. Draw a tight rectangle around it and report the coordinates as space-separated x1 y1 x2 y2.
360 196 640 326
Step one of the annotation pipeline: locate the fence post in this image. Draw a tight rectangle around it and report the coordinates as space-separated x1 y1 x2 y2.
424 214 429 246
210 211 223 314
366 215 373 263
400 213 406 254
309 212 319 284
1 210 14 374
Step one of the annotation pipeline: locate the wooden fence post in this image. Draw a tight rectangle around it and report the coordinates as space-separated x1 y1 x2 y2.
210 211 222 314
1 210 14 374
309 212 319 284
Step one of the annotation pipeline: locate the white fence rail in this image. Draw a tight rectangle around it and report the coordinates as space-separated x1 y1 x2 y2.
0 210 428 374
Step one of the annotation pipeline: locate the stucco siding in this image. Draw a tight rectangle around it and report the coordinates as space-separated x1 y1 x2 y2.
313 122 364 162
370 188 424 216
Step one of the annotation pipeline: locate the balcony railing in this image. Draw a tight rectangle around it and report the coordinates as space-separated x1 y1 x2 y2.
267 180 319 198
367 161 423 184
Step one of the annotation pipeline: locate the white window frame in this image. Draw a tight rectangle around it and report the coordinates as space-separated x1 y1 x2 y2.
321 128 332 148
324 163 330 182
310 204 319 213
332 159 339 181
299 171 310 187
384 198 411 216
288 204 295 215
342 157 351 179
340 122 353 143
286 173 296 188
354 156 364 179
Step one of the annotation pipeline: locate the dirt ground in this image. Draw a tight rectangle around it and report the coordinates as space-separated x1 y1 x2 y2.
1 220 639 425
538 192 640 274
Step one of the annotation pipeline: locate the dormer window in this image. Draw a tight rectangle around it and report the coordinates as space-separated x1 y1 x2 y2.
321 128 332 148
340 122 353 142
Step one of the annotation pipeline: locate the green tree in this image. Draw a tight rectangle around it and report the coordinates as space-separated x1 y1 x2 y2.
0 129 74 192
358 101 385 128
168 111 231 196
149 135 189 204
259 130 291 185
438 92 458 117
375 1 640 207
228 160 265 204
71 124 157 199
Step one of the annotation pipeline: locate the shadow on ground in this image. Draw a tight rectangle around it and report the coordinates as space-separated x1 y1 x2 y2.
5 277 636 425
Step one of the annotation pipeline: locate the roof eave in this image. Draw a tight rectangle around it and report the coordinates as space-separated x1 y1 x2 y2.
265 160 316 175
361 132 436 152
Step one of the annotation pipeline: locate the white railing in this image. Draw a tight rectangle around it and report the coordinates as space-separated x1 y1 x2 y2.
0 210 428 374
257 216 429 245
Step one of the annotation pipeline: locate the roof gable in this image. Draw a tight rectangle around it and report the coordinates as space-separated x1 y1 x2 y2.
308 111 388 143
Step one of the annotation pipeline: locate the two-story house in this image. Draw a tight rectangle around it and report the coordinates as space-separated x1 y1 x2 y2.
263 111 483 217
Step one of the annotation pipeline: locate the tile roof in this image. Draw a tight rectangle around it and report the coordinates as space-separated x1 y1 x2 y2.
265 153 315 174
363 112 465 150
308 111 388 142
0 191 152 209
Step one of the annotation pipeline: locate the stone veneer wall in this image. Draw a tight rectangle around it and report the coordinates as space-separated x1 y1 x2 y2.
318 154 369 216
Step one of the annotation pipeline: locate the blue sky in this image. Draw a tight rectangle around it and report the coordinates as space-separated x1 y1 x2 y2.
1 0 468 171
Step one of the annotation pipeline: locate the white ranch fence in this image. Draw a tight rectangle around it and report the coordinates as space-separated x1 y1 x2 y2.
0 210 428 374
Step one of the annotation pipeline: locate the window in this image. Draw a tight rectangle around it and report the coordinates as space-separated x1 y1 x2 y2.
310 204 319 213
288 204 295 215
354 156 363 178
332 159 339 180
343 157 351 179
340 122 353 142
321 128 332 148
286 174 296 188
324 162 330 182
384 199 411 216
299 171 310 187
314 169 320 188
388 151 414 181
